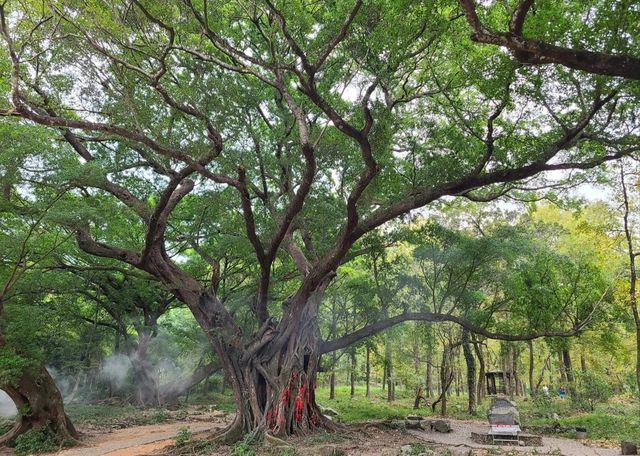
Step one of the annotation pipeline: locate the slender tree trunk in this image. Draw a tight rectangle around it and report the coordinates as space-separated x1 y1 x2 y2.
350 350 356 398
528 340 535 395
502 345 512 396
433 343 454 417
382 364 386 391
385 341 394 402
439 352 448 415
562 349 574 382
535 355 551 391
462 329 477 415
329 350 336 400
562 348 575 395
473 337 485 400
426 354 433 398
620 166 640 394
329 371 336 400
580 352 587 373
512 347 522 396
365 345 371 398
329 298 338 401
558 351 567 383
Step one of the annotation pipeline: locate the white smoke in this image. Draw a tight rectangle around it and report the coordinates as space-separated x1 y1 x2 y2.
0 390 16 418
101 354 132 388
46 366 72 397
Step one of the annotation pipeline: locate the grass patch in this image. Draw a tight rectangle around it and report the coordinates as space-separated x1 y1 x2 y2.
65 403 174 428
187 391 236 414
315 384 483 422
520 394 640 442
316 385 418 422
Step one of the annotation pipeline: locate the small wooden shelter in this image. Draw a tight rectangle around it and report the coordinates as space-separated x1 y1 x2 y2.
485 371 512 395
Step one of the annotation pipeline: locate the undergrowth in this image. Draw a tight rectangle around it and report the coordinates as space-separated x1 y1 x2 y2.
11 423 75 456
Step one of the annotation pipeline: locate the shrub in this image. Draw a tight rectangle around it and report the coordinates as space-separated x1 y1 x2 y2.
174 426 192 447
230 432 260 456
276 448 301 456
529 391 560 418
150 409 169 423
574 371 613 411
12 424 62 456
0 418 13 435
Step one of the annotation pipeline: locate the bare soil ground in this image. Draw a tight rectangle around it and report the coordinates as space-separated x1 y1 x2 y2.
0 414 625 456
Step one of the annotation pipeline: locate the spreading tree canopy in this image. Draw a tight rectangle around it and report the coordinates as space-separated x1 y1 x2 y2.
0 0 638 440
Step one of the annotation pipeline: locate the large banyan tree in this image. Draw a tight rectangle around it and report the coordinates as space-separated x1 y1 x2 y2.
0 0 638 441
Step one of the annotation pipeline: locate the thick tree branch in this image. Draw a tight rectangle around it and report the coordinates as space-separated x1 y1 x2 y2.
142 175 195 262
320 311 590 354
75 226 142 266
459 0 640 80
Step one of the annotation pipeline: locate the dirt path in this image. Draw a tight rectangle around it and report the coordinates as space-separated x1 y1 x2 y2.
53 418 228 456
409 419 620 456
0 416 624 456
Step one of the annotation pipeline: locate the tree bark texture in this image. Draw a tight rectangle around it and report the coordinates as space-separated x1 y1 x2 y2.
473 337 485 400
528 340 535 395
462 329 477 415
365 345 371 398
0 365 78 445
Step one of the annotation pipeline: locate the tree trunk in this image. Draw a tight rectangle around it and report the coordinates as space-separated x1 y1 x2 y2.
473 337 485 400
385 340 394 402
562 349 573 382
128 324 164 406
562 348 575 395
329 371 336 400
620 165 640 394
0 365 78 445
512 347 522 396
365 345 371 398
432 343 453 417
528 340 535 395
382 365 386 391
350 350 356 398
557 351 567 383
134 260 332 440
199 292 335 440
426 353 433 398
462 329 477 415
580 352 587 372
